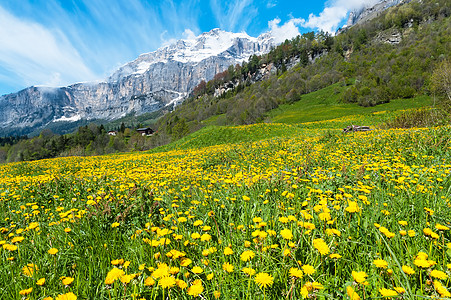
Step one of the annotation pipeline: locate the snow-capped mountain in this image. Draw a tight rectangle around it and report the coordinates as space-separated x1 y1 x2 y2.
0 29 274 135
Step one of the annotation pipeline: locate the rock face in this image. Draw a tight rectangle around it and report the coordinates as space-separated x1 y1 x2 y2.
0 29 274 135
340 0 413 31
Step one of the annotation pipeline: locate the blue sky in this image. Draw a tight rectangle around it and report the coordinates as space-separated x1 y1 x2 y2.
0 0 378 96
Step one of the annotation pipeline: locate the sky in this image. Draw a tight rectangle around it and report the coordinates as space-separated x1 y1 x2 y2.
0 0 380 96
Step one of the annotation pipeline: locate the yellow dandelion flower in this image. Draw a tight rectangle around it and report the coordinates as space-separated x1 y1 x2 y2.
144 277 155 286
280 228 293 240
37 278 46 286
352 271 368 284
346 286 360 300
240 250 255 261
242 267 256 276
55 292 77 300
430 270 448 280
302 264 315 275
48 248 58 255
187 281 204 297
19 287 33 295
289 267 303 278
61 276 74 285
312 238 330 255
22 263 38 277
222 262 234 273
402 265 415 275
254 272 274 288
379 288 398 297
433 280 451 297
158 276 176 289
191 266 203 274
373 259 388 269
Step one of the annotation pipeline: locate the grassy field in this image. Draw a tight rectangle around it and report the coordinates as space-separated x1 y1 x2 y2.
1 103 450 299
267 83 433 125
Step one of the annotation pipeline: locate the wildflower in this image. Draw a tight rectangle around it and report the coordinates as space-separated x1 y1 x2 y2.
408 230 415 237
213 290 221 299
254 272 274 288
242 267 256 276
398 220 408 226
206 273 214 280
222 262 234 273
105 268 125 284
180 258 192 267
224 247 234 255
111 222 120 228
48 248 58 255
435 223 449 230
345 201 360 213
200 233 211 241
373 259 388 269
120 274 134 284
312 238 330 255
352 271 368 284
434 280 451 297
187 280 204 297
394 287 405 294
55 292 77 300
64 228 71 233
176 279 187 289
22 263 38 277
289 267 303 278
190 266 203 274
379 288 398 297
158 276 176 289
193 220 203 226
37 278 46 286
430 270 448 280
144 277 155 286
240 250 255 261
19 288 33 295
280 228 293 240
302 264 316 275
330 253 342 259
61 276 74 285
402 265 415 275
346 286 360 300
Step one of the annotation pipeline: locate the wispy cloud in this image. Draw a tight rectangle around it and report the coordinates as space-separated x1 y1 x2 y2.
0 6 96 88
301 0 380 33
209 0 258 32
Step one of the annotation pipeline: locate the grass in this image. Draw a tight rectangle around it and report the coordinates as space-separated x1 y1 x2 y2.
267 83 432 124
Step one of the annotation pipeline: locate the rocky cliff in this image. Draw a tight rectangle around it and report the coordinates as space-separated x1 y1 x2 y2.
344 0 413 29
0 29 274 135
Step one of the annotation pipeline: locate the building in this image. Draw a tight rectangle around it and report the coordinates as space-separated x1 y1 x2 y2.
136 127 154 136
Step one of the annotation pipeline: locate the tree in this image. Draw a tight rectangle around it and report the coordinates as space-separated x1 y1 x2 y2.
431 59 451 102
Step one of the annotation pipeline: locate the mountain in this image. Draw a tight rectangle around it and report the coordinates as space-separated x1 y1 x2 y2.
343 0 413 29
0 29 274 136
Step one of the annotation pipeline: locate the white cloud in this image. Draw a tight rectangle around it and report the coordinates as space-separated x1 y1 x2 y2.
182 29 197 41
301 0 381 33
0 6 97 89
268 18 304 44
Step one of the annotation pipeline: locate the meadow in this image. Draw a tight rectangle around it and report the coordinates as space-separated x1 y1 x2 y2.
0 112 450 299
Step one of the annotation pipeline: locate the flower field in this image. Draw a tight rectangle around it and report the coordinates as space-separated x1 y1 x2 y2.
1 122 451 299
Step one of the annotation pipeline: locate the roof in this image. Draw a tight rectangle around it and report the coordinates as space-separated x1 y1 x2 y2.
136 127 152 131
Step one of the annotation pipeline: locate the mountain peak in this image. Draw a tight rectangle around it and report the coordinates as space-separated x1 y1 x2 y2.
109 29 273 81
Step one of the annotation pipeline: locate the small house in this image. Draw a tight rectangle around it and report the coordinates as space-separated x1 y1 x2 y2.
136 127 154 136
107 130 117 136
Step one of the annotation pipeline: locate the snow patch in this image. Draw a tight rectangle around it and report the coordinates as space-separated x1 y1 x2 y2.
53 114 82 122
